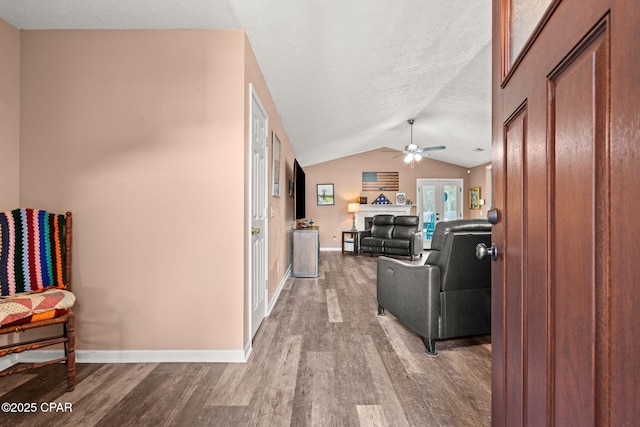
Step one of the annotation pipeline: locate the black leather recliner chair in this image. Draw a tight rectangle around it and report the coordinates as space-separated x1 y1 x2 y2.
376 219 491 356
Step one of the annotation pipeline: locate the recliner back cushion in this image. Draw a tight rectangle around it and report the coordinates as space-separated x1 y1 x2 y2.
371 215 394 239
394 216 419 227
392 225 416 240
391 216 419 240
431 219 491 251
372 225 393 239
438 232 491 292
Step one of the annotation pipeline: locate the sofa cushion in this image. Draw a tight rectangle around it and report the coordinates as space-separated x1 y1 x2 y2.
361 237 386 248
372 225 393 239
385 238 410 249
392 226 416 240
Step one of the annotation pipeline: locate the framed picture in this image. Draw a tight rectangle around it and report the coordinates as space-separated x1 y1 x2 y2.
469 187 481 209
317 184 335 205
272 133 281 196
395 192 407 205
288 179 294 198
359 196 368 204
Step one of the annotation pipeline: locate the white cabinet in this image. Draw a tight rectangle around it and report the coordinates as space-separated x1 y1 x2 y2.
292 229 319 277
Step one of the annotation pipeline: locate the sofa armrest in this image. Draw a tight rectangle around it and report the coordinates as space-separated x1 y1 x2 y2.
409 231 423 256
376 256 440 339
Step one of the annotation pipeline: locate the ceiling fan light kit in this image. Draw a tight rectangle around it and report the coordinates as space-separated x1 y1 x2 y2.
400 119 446 168
404 153 422 163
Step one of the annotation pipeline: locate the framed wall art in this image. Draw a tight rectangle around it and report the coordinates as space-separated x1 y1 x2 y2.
317 184 334 206
469 187 481 210
362 172 399 191
272 133 281 196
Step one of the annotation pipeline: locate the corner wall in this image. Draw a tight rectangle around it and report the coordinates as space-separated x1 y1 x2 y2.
0 18 20 208
19 30 248 352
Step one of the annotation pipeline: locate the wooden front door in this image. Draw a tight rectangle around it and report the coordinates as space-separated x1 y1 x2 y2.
492 0 639 425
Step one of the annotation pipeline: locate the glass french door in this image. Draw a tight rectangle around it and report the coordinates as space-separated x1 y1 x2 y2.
416 179 463 248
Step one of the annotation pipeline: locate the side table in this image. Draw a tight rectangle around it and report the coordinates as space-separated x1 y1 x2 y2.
342 230 364 255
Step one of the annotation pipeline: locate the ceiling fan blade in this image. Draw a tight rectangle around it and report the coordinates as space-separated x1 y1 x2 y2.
392 153 404 158
422 145 446 152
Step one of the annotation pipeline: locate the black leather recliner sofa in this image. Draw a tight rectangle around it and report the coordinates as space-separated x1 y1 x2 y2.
359 215 423 260
376 219 491 355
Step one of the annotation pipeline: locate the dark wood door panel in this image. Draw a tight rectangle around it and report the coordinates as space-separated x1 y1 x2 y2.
493 0 640 425
609 1 640 424
504 106 527 427
548 22 609 426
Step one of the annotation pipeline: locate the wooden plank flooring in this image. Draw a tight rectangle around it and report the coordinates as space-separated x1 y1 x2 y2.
0 252 491 426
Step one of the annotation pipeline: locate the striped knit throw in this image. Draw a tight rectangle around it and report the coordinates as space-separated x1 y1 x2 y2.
0 208 67 297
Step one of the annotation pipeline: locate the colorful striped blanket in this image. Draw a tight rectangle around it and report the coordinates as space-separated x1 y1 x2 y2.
0 208 67 297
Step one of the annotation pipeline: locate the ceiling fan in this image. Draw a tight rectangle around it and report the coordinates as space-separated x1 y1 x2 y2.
394 119 446 168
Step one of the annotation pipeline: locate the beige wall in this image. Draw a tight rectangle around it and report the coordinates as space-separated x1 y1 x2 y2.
0 18 20 208
18 29 262 352
468 162 493 219
304 148 484 248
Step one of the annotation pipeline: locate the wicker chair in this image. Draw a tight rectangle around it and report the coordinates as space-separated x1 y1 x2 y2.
0 209 76 391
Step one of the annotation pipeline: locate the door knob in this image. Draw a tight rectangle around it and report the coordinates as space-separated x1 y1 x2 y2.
251 227 261 235
487 208 499 225
476 243 498 261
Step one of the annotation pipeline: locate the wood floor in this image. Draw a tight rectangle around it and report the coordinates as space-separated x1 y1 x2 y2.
0 252 491 426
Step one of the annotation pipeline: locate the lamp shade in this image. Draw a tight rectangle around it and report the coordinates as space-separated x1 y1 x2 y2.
347 203 360 213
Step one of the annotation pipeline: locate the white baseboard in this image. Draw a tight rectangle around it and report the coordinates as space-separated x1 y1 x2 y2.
0 354 18 371
268 264 291 315
10 342 252 366
320 247 342 251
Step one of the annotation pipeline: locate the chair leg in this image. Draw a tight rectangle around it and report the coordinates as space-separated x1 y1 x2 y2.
424 338 438 356
377 304 386 316
64 312 76 392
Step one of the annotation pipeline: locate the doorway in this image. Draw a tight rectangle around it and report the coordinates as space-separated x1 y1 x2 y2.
416 179 463 248
249 84 268 340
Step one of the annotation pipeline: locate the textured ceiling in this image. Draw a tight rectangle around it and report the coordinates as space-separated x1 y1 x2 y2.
0 0 492 168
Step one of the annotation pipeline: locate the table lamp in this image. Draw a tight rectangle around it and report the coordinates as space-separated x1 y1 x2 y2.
348 202 360 231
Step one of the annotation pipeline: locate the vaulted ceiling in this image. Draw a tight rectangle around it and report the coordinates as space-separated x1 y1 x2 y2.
0 1 492 168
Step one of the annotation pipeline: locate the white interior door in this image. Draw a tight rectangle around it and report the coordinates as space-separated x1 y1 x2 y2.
250 85 268 339
416 179 463 248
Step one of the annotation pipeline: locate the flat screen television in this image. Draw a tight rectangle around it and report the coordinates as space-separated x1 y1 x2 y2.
294 159 306 219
